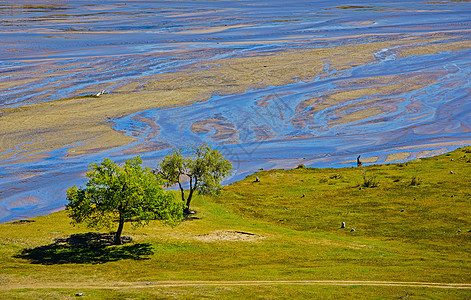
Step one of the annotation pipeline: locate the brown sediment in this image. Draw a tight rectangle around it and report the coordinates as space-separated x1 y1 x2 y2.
16 170 45 180
0 152 53 166
415 150 437 158
341 74 406 88
255 93 291 109
408 112 434 121
190 117 238 143
327 103 385 128
1 35 468 162
405 100 427 115
328 97 408 127
364 156 379 164
0 78 38 90
165 8 231 18
347 20 376 26
291 109 317 129
175 24 254 35
397 140 471 151
124 115 161 141
69 130 134 157
385 152 411 162
252 125 276 141
293 72 443 128
397 40 471 58
341 156 378 164
282 133 316 140
2 28 144 35
7 196 42 208
119 141 172 156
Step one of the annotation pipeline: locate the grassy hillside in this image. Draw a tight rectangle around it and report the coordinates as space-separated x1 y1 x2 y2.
0 147 470 299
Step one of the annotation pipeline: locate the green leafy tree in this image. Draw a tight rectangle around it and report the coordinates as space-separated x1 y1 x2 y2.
157 145 232 212
66 156 183 245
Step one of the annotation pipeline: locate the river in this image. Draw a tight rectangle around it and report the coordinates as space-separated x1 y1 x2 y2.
1 0 470 222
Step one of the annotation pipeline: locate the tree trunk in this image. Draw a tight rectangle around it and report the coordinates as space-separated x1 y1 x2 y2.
186 188 194 211
178 181 185 202
114 214 125 245
185 177 197 213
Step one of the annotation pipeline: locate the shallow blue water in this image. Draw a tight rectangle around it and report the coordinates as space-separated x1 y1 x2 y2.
2 0 470 106
1 0 471 222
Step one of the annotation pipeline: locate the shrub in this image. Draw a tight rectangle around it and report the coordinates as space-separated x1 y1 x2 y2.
362 172 378 188
319 178 328 183
410 176 421 186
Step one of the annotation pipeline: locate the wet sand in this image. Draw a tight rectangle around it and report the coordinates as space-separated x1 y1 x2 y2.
0 1 470 222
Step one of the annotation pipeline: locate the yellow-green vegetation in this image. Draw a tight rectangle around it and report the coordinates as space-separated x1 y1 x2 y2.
1 148 471 299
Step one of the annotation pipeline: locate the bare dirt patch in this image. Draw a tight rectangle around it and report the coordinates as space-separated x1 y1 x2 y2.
193 230 265 242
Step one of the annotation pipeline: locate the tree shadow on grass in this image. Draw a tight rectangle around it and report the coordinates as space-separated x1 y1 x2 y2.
15 232 154 265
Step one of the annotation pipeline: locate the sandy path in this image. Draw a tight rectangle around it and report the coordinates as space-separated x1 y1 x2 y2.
2 280 471 290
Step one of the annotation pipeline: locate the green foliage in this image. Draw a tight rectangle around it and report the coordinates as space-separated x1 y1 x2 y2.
157 144 232 210
66 157 183 244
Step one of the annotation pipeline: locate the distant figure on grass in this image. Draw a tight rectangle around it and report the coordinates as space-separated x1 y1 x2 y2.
357 155 362 167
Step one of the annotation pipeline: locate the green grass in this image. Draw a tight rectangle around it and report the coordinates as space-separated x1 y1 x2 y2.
1 286 470 300
1 147 471 299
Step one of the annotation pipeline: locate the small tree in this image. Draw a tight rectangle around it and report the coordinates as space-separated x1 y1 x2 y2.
66 157 183 245
157 145 232 212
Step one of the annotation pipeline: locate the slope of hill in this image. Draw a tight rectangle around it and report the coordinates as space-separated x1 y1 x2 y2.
0 147 470 299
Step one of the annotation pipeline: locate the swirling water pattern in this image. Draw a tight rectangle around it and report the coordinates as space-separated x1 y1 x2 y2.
0 0 470 222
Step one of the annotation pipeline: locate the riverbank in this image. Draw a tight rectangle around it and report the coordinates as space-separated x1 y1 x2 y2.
0 147 470 298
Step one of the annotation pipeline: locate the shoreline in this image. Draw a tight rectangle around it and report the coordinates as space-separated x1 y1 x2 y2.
2 144 469 224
